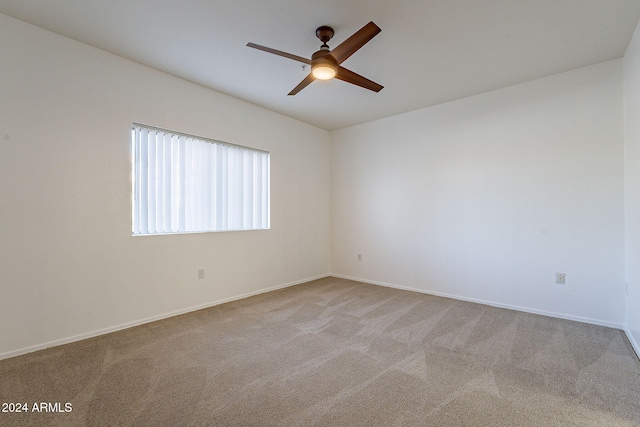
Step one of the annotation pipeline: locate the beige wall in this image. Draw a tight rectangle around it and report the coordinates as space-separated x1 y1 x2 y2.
331 60 625 327
0 14 331 358
624 19 640 354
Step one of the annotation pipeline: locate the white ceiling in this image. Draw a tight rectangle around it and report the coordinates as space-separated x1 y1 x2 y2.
2 0 640 130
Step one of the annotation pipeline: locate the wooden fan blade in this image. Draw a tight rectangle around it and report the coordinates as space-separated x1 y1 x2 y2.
328 21 381 65
335 66 383 92
288 73 316 96
246 42 311 64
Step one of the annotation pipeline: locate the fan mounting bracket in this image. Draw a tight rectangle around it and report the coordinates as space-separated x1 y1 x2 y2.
316 26 334 46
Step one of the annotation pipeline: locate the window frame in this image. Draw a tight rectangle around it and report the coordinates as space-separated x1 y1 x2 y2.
131 123 270 236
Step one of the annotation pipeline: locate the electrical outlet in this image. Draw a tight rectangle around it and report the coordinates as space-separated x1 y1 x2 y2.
555 273 566 285
198 269 205 280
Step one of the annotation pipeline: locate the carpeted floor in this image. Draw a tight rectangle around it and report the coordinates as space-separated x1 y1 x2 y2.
1 277 639 426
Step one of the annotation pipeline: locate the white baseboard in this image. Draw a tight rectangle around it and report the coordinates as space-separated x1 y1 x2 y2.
0 274 330 361
624 326 640 360
4 273 629 362
331 274 625 330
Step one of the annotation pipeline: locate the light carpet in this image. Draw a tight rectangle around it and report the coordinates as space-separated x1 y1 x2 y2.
1 277 639 426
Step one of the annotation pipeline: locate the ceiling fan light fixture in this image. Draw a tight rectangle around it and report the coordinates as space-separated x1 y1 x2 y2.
312 62 337 80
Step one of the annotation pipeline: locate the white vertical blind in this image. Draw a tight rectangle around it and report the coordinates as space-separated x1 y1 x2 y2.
132 124 270 235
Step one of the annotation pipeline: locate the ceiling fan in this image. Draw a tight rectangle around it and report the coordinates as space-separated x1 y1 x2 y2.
247 21 383 96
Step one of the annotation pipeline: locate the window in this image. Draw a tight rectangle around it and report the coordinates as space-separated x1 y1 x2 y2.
131 124 270 235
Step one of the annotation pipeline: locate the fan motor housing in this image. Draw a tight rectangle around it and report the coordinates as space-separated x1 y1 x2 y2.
312 49 334 61
311 47 337 80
